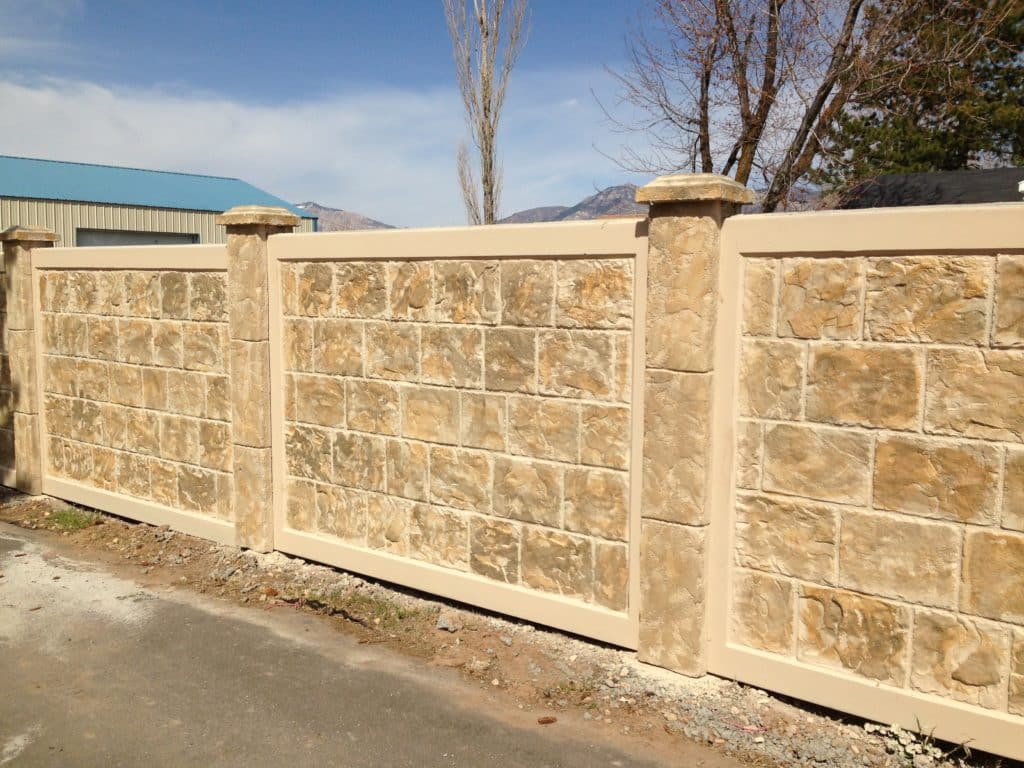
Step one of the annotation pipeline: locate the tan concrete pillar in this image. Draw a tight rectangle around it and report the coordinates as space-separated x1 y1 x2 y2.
635 174 752 675
0 226 59 494
216 206 299 551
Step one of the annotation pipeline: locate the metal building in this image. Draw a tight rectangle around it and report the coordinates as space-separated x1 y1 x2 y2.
0 155 317 246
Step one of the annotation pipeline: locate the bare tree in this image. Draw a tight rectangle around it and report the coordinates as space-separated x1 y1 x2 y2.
445 0 529 224
607 0 1013 211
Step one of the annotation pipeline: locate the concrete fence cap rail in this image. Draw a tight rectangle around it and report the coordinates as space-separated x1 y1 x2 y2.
216 205 301 228
636 173 754 205
0 225 59 243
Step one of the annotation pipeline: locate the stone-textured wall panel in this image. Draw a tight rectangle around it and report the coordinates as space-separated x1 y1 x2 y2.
733 247 1024 725
993 255 1024 347
865 257 990 344
281 256 636 615
40 269 233 521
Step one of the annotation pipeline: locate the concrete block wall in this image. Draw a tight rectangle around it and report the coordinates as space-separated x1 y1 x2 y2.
40 268 234 519
279 256 635 612
733 250 1024 716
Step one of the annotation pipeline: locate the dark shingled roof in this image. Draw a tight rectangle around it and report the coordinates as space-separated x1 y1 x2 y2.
842 167 1024 208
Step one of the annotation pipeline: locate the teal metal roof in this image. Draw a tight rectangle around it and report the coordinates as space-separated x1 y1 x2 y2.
0 155 315 220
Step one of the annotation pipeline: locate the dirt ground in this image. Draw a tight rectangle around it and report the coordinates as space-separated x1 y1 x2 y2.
0 490 1019 768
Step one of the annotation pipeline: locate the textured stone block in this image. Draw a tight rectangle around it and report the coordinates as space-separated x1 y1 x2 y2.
8 331 37 413
508 396 578 462
313 319 363 376
408 504 468 569
580 404 629 470
430 446 491 513
779 258 863 339
125 410 160 456
293 374 346 428
93 272 125 316
13 412 40 494
99 403 127 450
365 322 419 381
335 262 387 318
646 214 718 372
45 357 76 397
460 392 506 451
556 259 632 329
366 494 409 554
150 459 179 508
57 315 88 357
189 272 227 322
230 340 271 447
806 343 923 430
501 260 555 326
962 531 1024 623
1004 448 1024 532
421 326 482 387
283 319 314 372
88 317 118 361
76 359 109 402
994 254 1024 347
316 483 367 543
594 542 628 612
742 259 777 336
183 323 227 372
160 272 189 320
205 375 231 422
739 339 804 420
865 257 990 344
117 319 153 364
484 328 535 393
492 457 561 526
296 263 333 317
402 386 458 443
159 414 200 464
198 420 232 471
798 586 909 684
612 332 631 402
178 464 219 515
346 380 399 436
1011 632 1024 716
639 520 705 675
124 272 160 318
735 493 837 583
873 435 1000 525
433 261 499 324
911 610 1010 710
166 370 206 418
925 348 1024 442
642 371 710 525
388 262 432 321
763 423 870 505
117 452 151 499
732 570 794 654
564 467 628 540
152 321 183 368
284 423 332 483
386 439 428 502
65 271 96 314
332 431 385 492
538 330 616 400
522 527 592 600
840 511 959 608
285 478 317 532
470 516 520 583
736 420 762 490
108 364 142 408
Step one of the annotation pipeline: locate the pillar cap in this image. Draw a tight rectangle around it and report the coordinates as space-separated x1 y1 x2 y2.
0 225 59 243
636 173 754 205
216 206 301 228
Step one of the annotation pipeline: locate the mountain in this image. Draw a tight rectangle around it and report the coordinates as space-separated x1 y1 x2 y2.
296 201 395 231
499 184 645 224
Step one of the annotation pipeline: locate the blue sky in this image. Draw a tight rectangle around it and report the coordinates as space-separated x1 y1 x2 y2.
0 0 655 226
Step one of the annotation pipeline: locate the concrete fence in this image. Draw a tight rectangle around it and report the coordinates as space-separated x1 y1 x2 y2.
2 176 1021 760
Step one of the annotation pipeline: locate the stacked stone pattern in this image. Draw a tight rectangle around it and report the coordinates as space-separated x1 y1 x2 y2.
736 253 1024 716
40 269 233 520
281 258 634 612
0 268 10 469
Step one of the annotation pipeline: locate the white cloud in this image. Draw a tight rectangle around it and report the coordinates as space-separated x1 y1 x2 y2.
0 69 650 227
